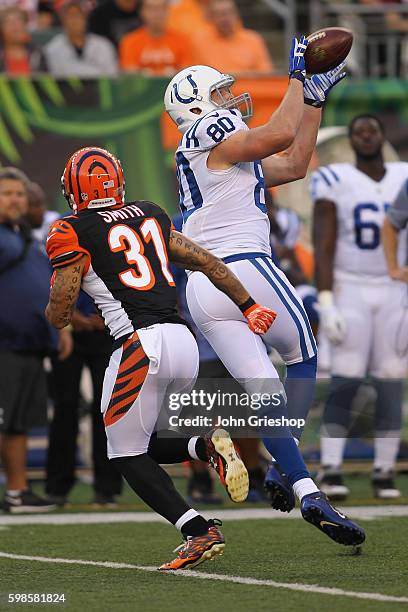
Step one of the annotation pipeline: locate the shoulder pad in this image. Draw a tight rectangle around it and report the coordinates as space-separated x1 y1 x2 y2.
309 166 341 203
180 109 247 152
46 218 89 268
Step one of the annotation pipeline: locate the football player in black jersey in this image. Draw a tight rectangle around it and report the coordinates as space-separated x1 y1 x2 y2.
45 146 277 570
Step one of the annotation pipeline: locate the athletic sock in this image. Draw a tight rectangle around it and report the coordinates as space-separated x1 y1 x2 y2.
187 436 207 461
6 490 22 497
319 376 361 468
292 478 319 501
177 511 210 537
147 431 206 464
112 454 194 525
373 434 401 472
320 434 347 470
285 355 317 439
259 394 311 485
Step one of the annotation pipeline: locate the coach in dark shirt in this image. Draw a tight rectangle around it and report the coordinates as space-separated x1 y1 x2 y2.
0 168 72 514
88 0 141 47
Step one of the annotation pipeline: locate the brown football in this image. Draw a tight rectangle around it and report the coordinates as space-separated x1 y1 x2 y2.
305 27 353 74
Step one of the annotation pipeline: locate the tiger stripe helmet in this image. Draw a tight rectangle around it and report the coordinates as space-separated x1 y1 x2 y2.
62 146 125 213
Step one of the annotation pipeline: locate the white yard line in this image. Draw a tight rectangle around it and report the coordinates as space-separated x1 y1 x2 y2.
0 505 407 526
0 551 407 604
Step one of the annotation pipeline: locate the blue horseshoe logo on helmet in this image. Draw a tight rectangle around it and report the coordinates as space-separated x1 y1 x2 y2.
172 74 199 104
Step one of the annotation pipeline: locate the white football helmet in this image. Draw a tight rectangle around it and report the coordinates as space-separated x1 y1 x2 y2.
164 65 253 133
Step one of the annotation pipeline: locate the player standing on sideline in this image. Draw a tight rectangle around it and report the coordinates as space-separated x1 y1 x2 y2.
312 115 408 500
45 146 278 569
163 38 365 546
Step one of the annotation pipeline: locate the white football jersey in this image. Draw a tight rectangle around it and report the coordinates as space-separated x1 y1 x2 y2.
175 108 271 259
310 162 408 283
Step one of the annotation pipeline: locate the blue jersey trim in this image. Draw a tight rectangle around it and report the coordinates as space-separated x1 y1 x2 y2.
262 258 317 355
222 251 271 264
176 151 203 222
317 168 331 187
250 258 309 361
325 166 340 183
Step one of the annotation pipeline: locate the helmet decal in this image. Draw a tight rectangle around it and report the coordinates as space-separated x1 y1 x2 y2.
173 74 199 104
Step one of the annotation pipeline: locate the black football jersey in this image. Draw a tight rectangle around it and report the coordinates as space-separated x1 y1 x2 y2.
46 201 185 340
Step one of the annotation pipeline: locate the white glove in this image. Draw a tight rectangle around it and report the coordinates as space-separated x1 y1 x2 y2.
317 290 347 344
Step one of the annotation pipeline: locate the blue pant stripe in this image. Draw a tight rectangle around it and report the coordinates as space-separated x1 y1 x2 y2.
262 258 317 355
250 259 308 361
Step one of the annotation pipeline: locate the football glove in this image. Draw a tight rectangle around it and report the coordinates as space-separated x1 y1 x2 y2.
317 290 347 345
244 304 277 335
288 35 308 82
304 61 347 108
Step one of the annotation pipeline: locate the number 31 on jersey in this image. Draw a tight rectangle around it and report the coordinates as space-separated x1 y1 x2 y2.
108 218 175 290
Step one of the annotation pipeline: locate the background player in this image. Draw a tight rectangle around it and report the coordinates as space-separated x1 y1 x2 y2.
45 146 277 570
164 39 348 515
311 115 408 500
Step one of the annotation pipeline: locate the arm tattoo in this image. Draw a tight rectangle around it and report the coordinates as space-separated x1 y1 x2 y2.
169 230 250 306
47 261 84 328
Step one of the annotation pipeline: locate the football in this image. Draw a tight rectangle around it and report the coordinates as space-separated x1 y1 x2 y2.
305 27 353 74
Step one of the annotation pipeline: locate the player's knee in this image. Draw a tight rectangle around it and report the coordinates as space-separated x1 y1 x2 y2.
108 445 149 461
331 355 366 378
110 451 148 466
370 360 407 379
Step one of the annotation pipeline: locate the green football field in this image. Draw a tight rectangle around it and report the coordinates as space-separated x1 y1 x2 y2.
1 475 408 612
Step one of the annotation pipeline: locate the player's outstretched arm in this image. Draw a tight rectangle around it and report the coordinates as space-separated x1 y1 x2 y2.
262 105 321 187
169 230 276 334
45 256 86 328
208 36 308 168
262 62 347 187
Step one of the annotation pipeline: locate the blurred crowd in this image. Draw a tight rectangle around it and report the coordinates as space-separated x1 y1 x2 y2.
0 0 273 77
318 0 408 77
2 0 408 79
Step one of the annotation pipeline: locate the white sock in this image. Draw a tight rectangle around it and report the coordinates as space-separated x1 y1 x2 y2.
6 490 22 497
175 509 199 531
373 433 401 472
187 436 200 460
320 434 347 469
292 478 319 501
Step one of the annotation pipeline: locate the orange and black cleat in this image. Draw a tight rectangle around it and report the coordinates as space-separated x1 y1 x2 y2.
205 428 249 502
158 520 225 571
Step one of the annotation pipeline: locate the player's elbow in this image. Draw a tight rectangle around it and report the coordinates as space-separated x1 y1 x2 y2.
292 163 307 181
286 158 308 182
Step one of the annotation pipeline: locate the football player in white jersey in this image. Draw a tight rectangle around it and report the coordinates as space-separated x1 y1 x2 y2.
162 39 366 547
311 115 408 500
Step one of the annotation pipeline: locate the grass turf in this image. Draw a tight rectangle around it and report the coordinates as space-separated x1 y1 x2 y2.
1 517 408 612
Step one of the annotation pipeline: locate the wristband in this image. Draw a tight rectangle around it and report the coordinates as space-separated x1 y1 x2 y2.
318 290 334 308
304 97 323 108
238 297 256 314
290 71 306 83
